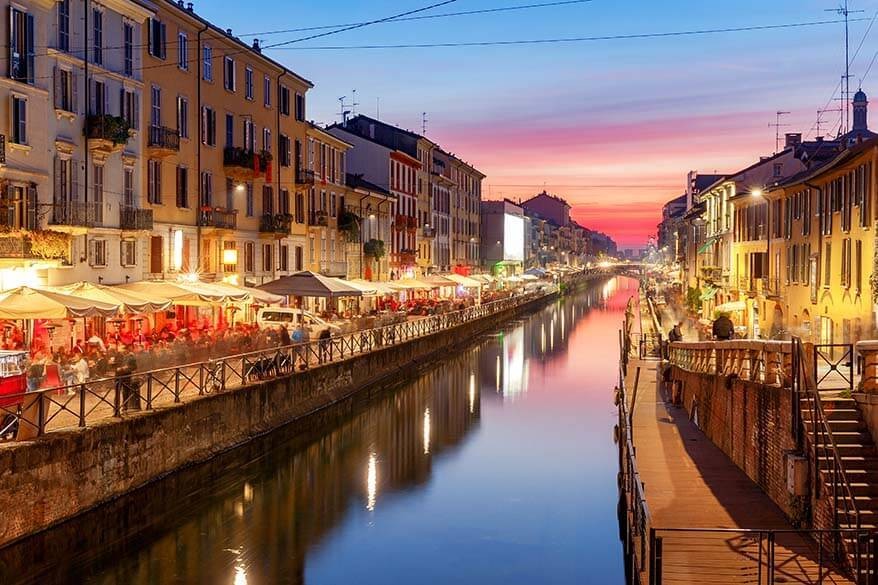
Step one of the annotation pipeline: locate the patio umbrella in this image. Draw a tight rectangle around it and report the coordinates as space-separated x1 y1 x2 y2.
350 279 398 295
257 271 363 298
117 280 249 305
0 286 119 319
524 268 547 277
388 278 433 291
423 275 457 287
445 274 482 288
53 282 172 314
340 279 379 296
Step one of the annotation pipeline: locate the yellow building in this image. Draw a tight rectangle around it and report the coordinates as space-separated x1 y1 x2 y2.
758 142 877 344
304 124 351 277
141 3 312 285
345 174 394 281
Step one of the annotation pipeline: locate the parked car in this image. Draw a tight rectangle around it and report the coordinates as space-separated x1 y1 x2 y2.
256 308 341 338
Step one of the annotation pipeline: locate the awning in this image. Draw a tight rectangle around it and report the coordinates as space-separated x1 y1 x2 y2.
699 287 718 301
257 271 363 298
0 286 120 319
118 281 250 305
697 237 717 254
388 278 433 290
198 282 283 305
423 275 457 287
52 282 172 314
350 279 398 295
716 300 746 312
339 279 379 296
471 274 495 283
519 274 539 281
445 274 482 288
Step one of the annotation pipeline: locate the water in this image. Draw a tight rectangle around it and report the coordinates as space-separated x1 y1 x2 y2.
0 277 636 585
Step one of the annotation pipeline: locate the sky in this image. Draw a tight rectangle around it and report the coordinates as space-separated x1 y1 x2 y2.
197 0 878 248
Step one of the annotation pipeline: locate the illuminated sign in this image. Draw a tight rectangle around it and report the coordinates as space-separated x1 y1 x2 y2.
503 213 524 262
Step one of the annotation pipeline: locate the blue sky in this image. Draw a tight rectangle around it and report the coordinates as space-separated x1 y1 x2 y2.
198 0 878 245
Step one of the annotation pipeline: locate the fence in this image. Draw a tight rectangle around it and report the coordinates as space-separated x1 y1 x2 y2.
0 288 556 442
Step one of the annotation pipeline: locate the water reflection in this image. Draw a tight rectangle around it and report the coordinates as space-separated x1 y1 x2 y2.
0 277 636 585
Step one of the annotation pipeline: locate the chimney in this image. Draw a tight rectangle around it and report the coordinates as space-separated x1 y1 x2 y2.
186 2 194 11
176 0 184 7
785 133 802 148
252 39 261 53
226 28 233 36
816 136 824 142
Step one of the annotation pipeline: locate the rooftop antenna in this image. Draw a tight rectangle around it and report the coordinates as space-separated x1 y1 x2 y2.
350 89 360 115
826 1 865 133
769 111 791 153
376 97 380 120
817 106 843 137
338 95 353 125
421 112 428 135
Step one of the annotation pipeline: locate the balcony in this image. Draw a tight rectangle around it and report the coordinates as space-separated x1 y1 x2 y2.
321 261 347 278
406 216 418 233
394 214 407 231
397 249 417 266
308 210 328 227
259 213 292 236
223 147 269 182
146 125 180 157
422 226 436 238
85 115 131 155
296 168 315 186
0 232 71 264
120 207 154 231
50 200 103 229
198 207 237 230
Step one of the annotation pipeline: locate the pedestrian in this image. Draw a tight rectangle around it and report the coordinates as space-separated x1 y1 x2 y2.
712 313 734 341
668 322 683 343
278 325 292 347
116 352 141 412
318 328 331 363
26 353 45 392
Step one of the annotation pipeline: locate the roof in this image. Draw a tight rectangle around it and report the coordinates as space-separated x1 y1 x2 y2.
692 174 726 193
770 136 878 192
521 191 572 209
159 0 313 88
346 173 393 197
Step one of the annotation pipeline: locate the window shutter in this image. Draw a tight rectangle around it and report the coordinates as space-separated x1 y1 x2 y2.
53 66 61 109
118 87 124 121
25 13 34 84
160 22 167 59
147 19 153 56
71 70 78 113
8 7 15 79
53 155 62 206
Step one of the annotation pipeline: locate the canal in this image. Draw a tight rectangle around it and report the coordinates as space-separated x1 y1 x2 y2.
0 277 635 585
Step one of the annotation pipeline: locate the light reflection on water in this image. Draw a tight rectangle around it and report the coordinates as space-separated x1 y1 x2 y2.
0 277 638 585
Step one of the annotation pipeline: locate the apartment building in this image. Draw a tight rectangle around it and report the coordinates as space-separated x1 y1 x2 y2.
141 0 312 286
0 0 155 290
345 173 394 281
415 136 435 274
448 154 483 273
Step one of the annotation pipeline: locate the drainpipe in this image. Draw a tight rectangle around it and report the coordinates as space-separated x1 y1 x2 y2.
275 69 288 280
83 0 90 254
358 191 368 278
376 197 388 280
195 20 209 271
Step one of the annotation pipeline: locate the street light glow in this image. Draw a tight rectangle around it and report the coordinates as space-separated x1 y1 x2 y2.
751 189 763 198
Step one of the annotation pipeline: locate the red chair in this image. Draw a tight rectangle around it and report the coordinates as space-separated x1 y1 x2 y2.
42 364 62 391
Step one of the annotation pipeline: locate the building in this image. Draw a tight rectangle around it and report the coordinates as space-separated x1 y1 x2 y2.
657 194 687 261
480 199 525 275
328 114 484 278
0 0 155 290
344 173 394 281
141 1 313 286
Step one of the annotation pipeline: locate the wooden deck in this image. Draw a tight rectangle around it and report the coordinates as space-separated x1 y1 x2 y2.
626 357 855 585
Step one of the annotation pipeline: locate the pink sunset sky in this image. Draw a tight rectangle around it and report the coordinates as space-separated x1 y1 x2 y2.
199 0 874 248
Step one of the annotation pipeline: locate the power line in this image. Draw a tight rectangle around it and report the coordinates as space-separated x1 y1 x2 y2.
265 18 869 50
240 0 594 37
262 0 459 49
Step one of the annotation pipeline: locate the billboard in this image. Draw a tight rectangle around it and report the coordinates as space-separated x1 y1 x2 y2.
503 213 524 262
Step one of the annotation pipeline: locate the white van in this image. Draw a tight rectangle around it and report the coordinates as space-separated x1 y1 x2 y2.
255 308 340 337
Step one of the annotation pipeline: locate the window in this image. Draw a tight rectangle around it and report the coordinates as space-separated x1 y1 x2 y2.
150 86 161 128
123 23 133 76
842 238 852 289
92 164 104 222
176 166 188 208
243 119 254 151
279 188 290 215
263 128 271 153
89 239 108 267
120 89 138 129
148 18 167 59
92 9 103 65
262 244 272 272
222 241 237 273
244 241 255 272
279 85 290 116
9 8 35 84
177 96 189 138
279 134 291 166
202 45 212 81
294 246 303 271
263 76 271 107
200 172 213 207
246 183 254 217
92 80 106 115
245 67 254 100
121 240 137 267
123 167 135 207
856 239 863 293
201 106 216 146
773 163 782 178
12 97 26 145
262 186 274 215
295 92 305 121
58 0 70 52
279 244 289 271
148 160 162 204
226 113 234 148
295 193 304 223
330 192 337 217
54 68 74 112
150 236 164 273
177 32 188 70
824 242 832 288
224 57 236 91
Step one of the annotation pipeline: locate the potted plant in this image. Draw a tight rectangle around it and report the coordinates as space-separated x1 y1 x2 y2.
338 210 360 242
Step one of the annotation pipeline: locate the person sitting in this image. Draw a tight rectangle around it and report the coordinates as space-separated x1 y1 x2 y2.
712 313 735 341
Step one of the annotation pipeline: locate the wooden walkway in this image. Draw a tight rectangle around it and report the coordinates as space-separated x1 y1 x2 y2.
626 357 854 585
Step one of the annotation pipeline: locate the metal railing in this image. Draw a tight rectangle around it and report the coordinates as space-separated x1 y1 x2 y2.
120 206 154 231
650 527 876 585
50 200 103 228
296 168 315 185
0 287 566 442
147 125 181 151
198 207 237 229
814 343 855 391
